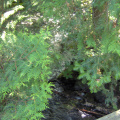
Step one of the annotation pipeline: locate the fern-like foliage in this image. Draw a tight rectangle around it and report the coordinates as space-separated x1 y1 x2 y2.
73 0 120 109
0 29 53 119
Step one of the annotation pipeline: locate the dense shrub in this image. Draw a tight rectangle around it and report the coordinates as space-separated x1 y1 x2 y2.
0 29 53 119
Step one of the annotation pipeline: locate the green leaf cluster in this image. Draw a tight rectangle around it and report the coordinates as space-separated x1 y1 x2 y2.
73 0 120 109
0 29 53 119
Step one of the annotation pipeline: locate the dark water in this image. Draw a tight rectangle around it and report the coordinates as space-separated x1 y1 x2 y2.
42 78 115 120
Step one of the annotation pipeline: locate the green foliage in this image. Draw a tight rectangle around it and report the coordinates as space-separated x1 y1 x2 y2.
73 0 120 109
1 0 120 117
63 64 74 79
0 29 53 119
36 0 120 109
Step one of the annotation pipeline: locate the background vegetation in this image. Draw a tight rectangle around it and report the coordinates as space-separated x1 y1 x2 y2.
0 0 120 119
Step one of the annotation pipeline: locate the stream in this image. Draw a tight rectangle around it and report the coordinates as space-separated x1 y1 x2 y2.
42 76 119 120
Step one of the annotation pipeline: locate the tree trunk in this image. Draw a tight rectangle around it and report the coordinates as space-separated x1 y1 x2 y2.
92 0 109 40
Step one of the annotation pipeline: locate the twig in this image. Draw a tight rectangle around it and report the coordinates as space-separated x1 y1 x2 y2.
78 109 105 117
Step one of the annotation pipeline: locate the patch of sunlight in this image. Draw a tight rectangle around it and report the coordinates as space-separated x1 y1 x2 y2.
6 20 17 29
32 2 39 6
109 16 117 20
1 31 17 43
1 31 6 41
1 5 24 25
